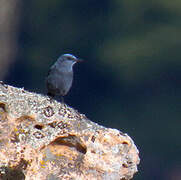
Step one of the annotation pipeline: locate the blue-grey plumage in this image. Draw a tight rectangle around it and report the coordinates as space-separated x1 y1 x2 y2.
46 54 82 98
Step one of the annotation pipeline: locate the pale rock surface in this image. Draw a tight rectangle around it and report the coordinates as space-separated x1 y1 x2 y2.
0 82 140 180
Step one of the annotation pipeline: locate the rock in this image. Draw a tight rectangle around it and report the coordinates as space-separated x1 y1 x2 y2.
0 82 140 180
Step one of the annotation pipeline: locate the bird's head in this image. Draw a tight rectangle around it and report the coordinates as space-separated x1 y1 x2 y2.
56 54 83 71
61 54 82 63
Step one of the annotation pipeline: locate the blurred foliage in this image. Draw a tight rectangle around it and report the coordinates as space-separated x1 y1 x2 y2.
4 0 181 179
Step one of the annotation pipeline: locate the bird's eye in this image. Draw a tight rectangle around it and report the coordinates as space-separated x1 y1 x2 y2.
67 57 72 60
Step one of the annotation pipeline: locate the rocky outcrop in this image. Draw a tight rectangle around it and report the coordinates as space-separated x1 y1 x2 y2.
0 82 140 180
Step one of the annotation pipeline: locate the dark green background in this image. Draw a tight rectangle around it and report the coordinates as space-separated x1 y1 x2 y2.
4 1 181 179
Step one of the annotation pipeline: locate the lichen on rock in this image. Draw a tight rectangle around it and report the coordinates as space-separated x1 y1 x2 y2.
0 82 140 180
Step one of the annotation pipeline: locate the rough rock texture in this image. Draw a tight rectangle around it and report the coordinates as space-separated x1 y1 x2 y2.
0 82 140 180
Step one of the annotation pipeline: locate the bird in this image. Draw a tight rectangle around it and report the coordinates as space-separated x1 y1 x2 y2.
46 54 82 102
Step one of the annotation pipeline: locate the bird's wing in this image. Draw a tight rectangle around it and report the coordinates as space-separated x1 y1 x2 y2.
47 64 55 76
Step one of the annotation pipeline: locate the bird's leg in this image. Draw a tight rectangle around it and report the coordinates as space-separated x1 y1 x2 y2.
60 96 66 108
61 96 64 104
47 92 55 103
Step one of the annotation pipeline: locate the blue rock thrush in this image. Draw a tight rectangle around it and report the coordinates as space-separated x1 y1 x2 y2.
46 54 82 101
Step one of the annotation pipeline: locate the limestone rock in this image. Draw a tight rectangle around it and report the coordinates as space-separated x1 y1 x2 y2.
0 82 140 180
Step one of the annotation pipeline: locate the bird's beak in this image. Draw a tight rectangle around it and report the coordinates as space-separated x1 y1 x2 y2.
76 58 84 62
